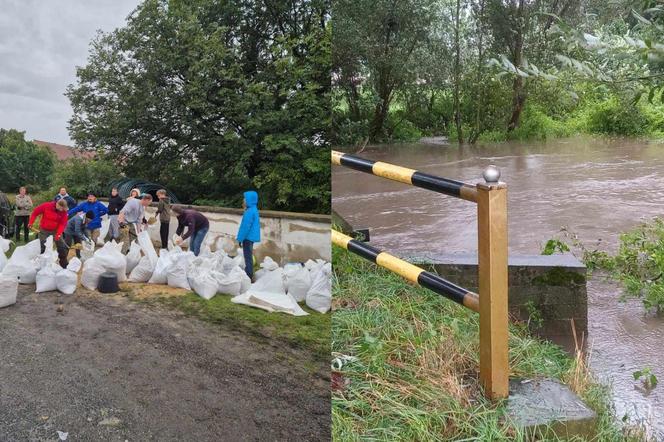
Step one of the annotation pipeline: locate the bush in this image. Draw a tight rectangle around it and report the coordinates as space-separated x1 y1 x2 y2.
386 116 423 142
51 157 121 199
509 106 573 140
584 98 647 136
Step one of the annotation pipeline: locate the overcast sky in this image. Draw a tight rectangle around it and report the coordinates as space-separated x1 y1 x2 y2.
0 0 140 145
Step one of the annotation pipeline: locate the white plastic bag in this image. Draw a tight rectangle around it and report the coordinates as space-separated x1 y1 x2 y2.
167 252 194 289
215 236 235 254
35 264 60 293
306 262 331 313
2 239 41 284
0 237 11 272
285 263 311 303
215 267 244 297
233 248 246 270
148 249 172 284
56 258 81 295
232 291 308 316
137 231 158 268
189 267 219 300
94 241 127 282
129 255 154 282
251 267 286 295
81 257 106 291
0 276 18 308
97 217 111 246
80 240 95 262
126 241 142 274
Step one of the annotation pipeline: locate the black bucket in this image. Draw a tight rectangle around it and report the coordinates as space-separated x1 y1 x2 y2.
97 272 119 293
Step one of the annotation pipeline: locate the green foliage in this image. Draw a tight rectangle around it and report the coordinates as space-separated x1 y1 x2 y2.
0 129 55 193
633 367 658 389
67 0 330 213
542 238 571 255
51 157 120 199
611 217 664 312
584 98 648 136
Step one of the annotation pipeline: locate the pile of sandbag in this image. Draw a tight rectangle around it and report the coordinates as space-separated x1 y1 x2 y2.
230 256 331 316
2 238 41 284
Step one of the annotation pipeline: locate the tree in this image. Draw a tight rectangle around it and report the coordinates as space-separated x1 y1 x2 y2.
333 0 437 142
0 129 55 193
51 157 119 199
67 0 330 213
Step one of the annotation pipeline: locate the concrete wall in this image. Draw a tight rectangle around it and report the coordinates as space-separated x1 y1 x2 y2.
100 201 330 265
412 253 587 352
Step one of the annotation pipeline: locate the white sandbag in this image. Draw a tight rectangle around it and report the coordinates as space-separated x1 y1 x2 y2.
239 269 251 294
188 267 219 300
2 239 41 284
0 276 18 308
81 257 106 290
148 249 172 284
284 263 311 303
97 217 111 246
251 267 286 295
260 256 279 271
80 240 95 262
0 237 11 272
126 241 142 274
215 267 244 297
94 241 127 282
306 262 331 313
129 255 154 282
231 291 308 316
35 264 60 293
167 252 194 289
215 236 235 254
55 258 81 295
137 231 158 267
233 251 245 270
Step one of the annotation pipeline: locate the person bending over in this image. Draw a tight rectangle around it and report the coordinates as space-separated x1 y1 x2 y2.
68 192 108 244
173 206 209 256
28 199 69 268
64 210 94 258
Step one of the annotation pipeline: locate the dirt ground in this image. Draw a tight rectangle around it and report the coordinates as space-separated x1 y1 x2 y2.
0 285 330 441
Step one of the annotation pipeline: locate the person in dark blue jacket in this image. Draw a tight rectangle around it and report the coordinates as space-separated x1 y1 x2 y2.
236 191 261 278
54 187 77 210
68 192 108 244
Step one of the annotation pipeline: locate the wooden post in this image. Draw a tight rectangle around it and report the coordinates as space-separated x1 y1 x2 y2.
477 170 509 400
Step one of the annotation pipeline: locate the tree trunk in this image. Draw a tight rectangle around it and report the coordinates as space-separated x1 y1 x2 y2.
507 0 526 132
453 0 464 144
469 0 486 144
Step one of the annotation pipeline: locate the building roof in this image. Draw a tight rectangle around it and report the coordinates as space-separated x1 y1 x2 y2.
32 140 95 161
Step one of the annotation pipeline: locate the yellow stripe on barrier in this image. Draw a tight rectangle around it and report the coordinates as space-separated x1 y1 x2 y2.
331 229 351 249
375 252 423 283
372 162 415 185
331 150 343 166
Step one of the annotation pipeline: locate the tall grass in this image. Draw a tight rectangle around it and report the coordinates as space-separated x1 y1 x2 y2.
332 247 645 441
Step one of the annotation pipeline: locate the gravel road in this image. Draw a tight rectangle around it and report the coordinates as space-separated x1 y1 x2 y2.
0 286 330 441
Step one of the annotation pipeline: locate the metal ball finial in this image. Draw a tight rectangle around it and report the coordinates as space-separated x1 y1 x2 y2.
483 165 501 183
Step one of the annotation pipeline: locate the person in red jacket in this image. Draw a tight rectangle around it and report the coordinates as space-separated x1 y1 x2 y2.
28 199 70 268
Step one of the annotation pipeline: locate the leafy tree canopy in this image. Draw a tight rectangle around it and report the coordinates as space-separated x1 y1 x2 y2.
0 129 55 194
67 0 330 213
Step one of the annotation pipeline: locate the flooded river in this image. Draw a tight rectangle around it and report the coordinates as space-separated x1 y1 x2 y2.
332 136 664 437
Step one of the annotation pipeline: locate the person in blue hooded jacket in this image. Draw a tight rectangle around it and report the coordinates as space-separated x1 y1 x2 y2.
236 191 261 278
68 192 108 244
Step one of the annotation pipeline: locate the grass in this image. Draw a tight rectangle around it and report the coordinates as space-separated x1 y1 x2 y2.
332 247 647 441
118 282 330 360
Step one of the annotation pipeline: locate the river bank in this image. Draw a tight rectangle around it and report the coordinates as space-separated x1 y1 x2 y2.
332 136 664 437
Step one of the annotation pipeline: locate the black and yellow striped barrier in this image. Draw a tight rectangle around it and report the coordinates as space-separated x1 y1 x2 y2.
332 150 509 401
331 150 477 202
332 230 479 312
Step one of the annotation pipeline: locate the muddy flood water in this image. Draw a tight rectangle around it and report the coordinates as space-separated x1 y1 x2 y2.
332 136 664 437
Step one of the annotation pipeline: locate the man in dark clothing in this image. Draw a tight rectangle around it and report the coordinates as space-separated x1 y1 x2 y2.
107 187 125 241
64 210 94 258
54 187 77 210
155 189 172 249
172 206 209 256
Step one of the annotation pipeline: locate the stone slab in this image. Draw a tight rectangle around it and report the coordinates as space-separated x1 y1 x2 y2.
506 378 597 440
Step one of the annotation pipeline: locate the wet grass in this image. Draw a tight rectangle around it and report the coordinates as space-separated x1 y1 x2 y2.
119 283 330 360
332 247 647 441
